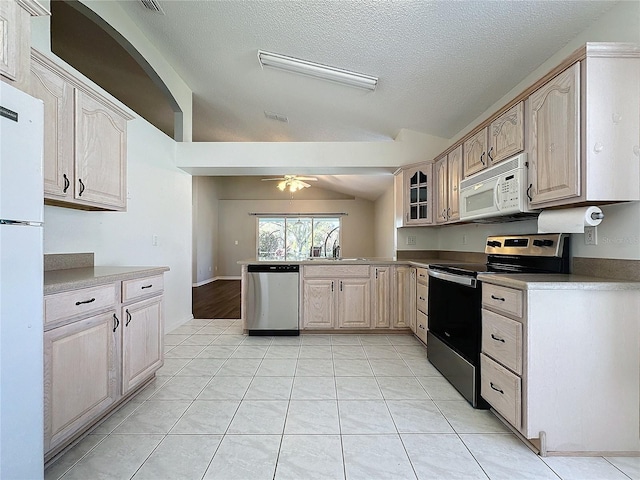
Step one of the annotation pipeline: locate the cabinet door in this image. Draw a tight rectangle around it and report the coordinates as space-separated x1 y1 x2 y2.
44 311 120 453
489 102 524 165
447 145 463 222
528 63 581 206
122 296 163 394
29 59 75 199
75 90 127 210
409 268 417 332
394 266 412 329
338 277 371 328
372 267 390 328
403 164 433 225
0 0 19 82
434 156 448 224
302 279 335 329
463 128 488 177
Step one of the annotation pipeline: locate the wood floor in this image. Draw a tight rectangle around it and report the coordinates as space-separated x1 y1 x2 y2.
192 280 241 319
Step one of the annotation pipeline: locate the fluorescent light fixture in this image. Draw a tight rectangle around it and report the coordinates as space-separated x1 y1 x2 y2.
258 50 378 91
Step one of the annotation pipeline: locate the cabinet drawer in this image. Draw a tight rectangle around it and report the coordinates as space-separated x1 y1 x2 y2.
481 354 521 430
482 283 523 318
482 309 522 375
122 275 164 302
415 310 428 344
45 284 117 327
416 283 428 314
303 265 370 278
416 267 429 285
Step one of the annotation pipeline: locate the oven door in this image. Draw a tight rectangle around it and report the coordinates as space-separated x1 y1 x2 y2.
427 268 488 408
427 269 481 364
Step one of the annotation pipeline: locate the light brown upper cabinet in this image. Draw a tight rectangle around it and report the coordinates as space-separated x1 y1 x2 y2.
403 164 434 225
488 102 524 165
0 0 48 91
527 44 640 208
463 129 489 177
527 64 580 206
463 102 525 178
29 50 133 211
435 145 462 224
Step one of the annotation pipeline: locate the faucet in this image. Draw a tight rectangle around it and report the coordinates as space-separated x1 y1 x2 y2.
333 245 341 259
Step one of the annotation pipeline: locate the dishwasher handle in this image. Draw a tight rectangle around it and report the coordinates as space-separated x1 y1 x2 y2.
247 264 300 273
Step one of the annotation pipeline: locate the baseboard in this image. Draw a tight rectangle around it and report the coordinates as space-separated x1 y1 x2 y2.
192 276 242 287
165 314 194 334
192 277 215 287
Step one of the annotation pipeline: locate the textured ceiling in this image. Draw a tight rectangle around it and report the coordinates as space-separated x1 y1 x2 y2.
115 0 618 143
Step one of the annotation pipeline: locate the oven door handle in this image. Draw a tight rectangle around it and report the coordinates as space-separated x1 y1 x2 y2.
428 269 477 288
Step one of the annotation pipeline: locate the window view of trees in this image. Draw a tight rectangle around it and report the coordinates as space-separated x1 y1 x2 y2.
258 217 340 260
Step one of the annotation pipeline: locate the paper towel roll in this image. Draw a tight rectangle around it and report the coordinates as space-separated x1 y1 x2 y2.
537 206 604 233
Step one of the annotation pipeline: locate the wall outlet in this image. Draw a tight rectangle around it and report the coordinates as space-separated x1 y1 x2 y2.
152 235 158 246
585 226 597 245
462 235 468 245
406 235 417 246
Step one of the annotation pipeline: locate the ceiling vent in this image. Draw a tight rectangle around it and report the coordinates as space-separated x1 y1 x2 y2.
264 111 288 123
139 0 165 14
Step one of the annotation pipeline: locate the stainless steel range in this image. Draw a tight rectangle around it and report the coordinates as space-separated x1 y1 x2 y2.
427 233 570 408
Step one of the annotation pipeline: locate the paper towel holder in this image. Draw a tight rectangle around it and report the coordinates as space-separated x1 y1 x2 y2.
591 212 604 220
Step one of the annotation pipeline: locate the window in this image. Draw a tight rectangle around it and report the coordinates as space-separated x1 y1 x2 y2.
257 217 341 261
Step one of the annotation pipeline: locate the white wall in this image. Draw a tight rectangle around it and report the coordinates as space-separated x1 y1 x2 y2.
217 198 376 277
44 117 193 333
192 176 220 285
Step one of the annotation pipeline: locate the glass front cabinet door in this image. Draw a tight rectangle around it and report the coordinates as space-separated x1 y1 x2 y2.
403 164 433 226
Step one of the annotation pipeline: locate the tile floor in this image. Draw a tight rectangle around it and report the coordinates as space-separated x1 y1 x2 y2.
45 318 640 480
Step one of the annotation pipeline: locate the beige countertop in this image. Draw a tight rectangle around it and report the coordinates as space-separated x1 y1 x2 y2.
44 266 170 295
238 257 445 267
479 272 640 291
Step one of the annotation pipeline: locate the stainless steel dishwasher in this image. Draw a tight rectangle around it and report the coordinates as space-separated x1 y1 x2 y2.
246 264 300 335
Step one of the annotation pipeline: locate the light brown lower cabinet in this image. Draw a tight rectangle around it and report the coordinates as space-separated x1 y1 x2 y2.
121 296 163 394
44 311 119 454
301 266 371 329
481 278 640 454
44 274 165 461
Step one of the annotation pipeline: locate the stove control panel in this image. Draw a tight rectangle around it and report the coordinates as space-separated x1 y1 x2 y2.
485 234 567 257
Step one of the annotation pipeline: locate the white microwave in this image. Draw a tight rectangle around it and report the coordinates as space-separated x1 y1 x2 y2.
459 152 537 221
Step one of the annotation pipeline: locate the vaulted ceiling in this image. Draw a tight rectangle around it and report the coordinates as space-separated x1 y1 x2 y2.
51 0 623 200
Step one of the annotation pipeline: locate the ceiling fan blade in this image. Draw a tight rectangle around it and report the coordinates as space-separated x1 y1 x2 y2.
296 176 318 181
261 178 284 181
299 181 311 188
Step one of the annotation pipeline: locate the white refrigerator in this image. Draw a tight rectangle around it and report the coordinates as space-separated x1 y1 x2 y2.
0 81 45 479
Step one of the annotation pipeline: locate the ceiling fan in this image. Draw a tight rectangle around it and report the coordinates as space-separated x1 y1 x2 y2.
262 175 318 193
